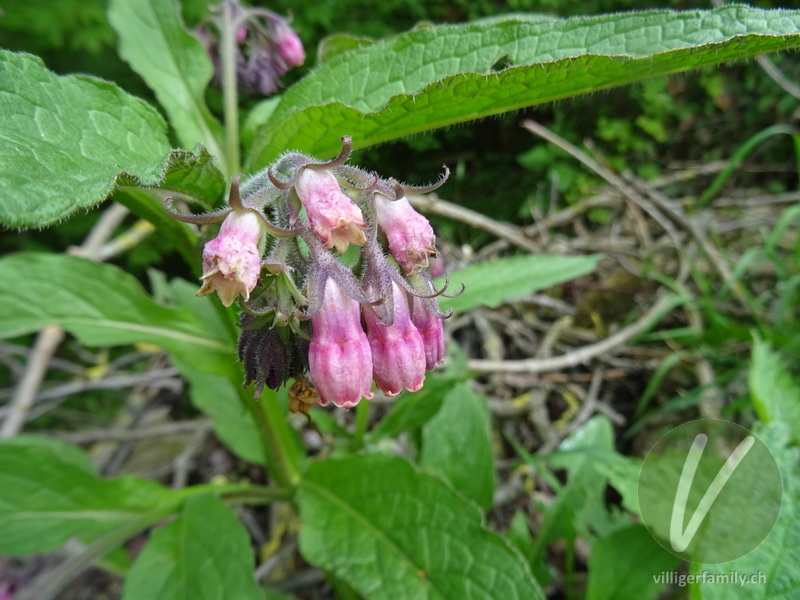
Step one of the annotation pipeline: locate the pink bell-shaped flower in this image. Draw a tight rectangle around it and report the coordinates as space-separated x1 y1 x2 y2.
410 295 446 371
309 279 374 408
363 283 426 396
375 194 436 273
295 169 368 254
197 209 264 307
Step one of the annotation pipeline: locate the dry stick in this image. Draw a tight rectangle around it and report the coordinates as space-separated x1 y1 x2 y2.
756 55 800 100
0 326 65 437
521 120 685 252
523 120 749 307
52 419 211 444
0 205 156 438
407 193 540 252
468 293 682 373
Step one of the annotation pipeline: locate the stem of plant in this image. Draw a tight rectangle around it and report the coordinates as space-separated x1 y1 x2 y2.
353 396 370 450
250 389 302 489
219 0 241 176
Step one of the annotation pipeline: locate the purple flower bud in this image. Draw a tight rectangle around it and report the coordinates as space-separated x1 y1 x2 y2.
272 20 305 67
375 194 436 273
309 279 374 408
363 283 426 396
197 209 264 307
295 169 368 254
410 295 446 371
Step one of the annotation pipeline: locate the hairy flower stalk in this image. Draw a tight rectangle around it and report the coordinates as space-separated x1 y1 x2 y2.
166 136 460 410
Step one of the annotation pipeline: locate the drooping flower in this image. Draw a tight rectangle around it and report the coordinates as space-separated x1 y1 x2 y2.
363 283 426 396
375 193 436 272
197 209 264 307
410 294 446 371
309 278 374 408
272 19 305 67
295 168 368 254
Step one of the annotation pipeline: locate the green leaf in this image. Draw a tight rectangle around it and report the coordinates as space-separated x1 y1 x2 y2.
749 337 800 443
0 434 96 474
108 0 225 163
176 362 266 466
154 146 227 208
0 50 171 228
0 440 177 555
368 358 469 441
298 454 544 600
248 6 800 168
585 525 677 600
0 252 232 375
436 254 600 313
122 494 262 600
693 423 800 599
164 279 267 466
420 383 495 509
113 186 200 269
317 33 375 64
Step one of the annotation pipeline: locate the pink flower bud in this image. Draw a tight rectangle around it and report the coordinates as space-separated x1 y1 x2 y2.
295 169 368 254
410 296 445 371
272 21 305 67
197 209 264 307
375 194 436 273
309 279 374 408
363 283 426 396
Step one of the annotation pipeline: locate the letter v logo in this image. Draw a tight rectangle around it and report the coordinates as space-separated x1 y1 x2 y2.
669 433 755 552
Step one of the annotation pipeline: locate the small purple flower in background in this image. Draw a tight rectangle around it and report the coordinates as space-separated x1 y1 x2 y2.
165 137 460 410
195 0 305 97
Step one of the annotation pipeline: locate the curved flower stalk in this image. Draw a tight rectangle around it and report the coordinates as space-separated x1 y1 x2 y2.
165 136 461 410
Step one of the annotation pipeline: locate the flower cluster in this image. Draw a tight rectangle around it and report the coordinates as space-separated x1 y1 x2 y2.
165 137 459 409
195 0 305 96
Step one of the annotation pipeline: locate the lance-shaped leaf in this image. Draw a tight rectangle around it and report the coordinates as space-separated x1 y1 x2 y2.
122 494 262 600
436 254 600 313
108 0 225 163
0 252 232 375
0 438 178 555
298 454 544 600
248 5 800 169
0 50 172 228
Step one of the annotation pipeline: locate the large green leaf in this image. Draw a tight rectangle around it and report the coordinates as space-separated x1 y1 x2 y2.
108 0 225 163
122 494 262 600
693 423 800 599
420 383 495 509
297 454 544 600
0 252 232 374
437 254 600 312
0 439 177 555
0 50 171 228
749 338 800 443
585 525 677 600
248 6 800 168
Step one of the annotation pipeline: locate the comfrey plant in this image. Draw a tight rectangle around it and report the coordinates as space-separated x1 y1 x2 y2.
165 137 459 410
